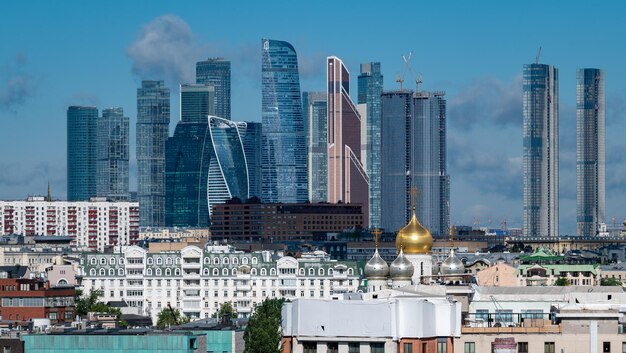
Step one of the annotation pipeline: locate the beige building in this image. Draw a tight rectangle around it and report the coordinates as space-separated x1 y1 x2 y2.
475 263 518 287
139 227 210 241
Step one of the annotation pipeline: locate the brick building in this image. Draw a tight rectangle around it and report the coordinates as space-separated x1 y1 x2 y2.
210 200 364 242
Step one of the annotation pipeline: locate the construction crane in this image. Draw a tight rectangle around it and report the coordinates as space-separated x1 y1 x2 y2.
402 52 423 93
535 46 542 64
395 52 411 91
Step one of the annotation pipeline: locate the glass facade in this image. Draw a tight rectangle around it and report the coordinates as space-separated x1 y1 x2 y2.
136 80 170 227
523 64 559 237
237 121 262 199
97 107 129 201
180 84 215 123
67 106 98 201
358 62 383 228
576 68 605 237
303 91 327 203
22 333 198 353
196 58 231 120
261 39 308 203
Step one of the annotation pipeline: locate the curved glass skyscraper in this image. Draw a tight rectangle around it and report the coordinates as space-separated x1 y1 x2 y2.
261 39 307 203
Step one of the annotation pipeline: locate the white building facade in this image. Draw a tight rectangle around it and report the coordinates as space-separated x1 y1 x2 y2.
0 197 139 252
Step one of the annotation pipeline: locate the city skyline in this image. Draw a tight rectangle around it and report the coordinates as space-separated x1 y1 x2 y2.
3 1 626 234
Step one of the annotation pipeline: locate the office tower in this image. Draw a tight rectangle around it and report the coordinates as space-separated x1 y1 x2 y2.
196 58 231 120
381 91 450 236
327 56 370 226
261 39 307 203
358 62 383 228
237 121 262 199
136 80 170 227
523 63 559 237
166 111 248 226
97 107 129 201
303 92 327 203
577 68 605 237
67 106 98 201
180 84 215 122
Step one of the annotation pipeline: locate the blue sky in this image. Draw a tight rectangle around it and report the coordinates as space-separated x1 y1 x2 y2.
1 1 626 234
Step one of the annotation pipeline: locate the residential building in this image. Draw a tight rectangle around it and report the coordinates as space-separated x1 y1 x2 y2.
380 91 450 236
261 39 307 203
237 121 262 199
303 92 327 203
139 227 210 241
327 56 370 226
80 244 361 324
577 68 605 237
523 63 559 237
67 106 98 201
165 116 248 227
196 58 231 120
358 62 383 228
598 263 626 284
97 107 129 201
210 200 364 242
136 80 170 227
0 197 139 251
475 262 518 286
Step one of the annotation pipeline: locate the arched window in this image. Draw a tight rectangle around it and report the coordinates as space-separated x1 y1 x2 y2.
309 268 314 276
156 268 162 276
213 268 219 276
166 257 173 265
233 257 238 265
90 269 96 276
260 268 267 276
348 268 354 275
119 258 125 265
204 257 210 264
270 268 276 276
203 268 209 275
223 257 229 265
109 257 115 265
318 268 325 276
99 269 105 276
100 258 106 265
118 269 124 276
222 268 228 276
299 268 305 276
147 258 153 265
175 268 181 276
213 257 219 265
232 268 237 276
252 257 258 265
156 257 163 265
242 257 249 265
251 268 257 275
165 268 171 276
108 268 114 276
328 268 334 275
90 258 96 265
146 268 152 276
175 258 181 265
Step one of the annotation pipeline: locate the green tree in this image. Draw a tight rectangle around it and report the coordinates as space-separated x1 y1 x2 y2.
75 289 121 317
212 301 235 319
244 298 285 353
156 307 190 329
555 277 570 286
600 277 623 286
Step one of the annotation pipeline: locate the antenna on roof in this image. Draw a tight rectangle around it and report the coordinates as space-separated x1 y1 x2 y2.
535 46 542 64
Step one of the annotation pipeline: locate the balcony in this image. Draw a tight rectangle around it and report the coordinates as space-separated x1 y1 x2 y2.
332 285 348 293
462 325 561 334
236 284 252 291
236 306 252 313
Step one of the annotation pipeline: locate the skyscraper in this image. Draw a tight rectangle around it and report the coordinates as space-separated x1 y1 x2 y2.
327 56 370 226
136 80 170 227
67 106 98 201
523 63 559 238
381 91 450 236
237 121 262 199
97 107 129 201
576 68 605 237
358 62 383 228
180 84 215 122
196 58 231 120
303 92 327 203
261 39 307 203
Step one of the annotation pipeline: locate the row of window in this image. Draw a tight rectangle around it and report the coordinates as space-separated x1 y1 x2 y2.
88 265 355 277
300 340 449 353
89 255 261 266
464 341 621 353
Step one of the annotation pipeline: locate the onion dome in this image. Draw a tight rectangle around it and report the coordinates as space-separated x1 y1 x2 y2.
390 247 414 280
396 210 433 254
365 249 389 280
440 249 465 276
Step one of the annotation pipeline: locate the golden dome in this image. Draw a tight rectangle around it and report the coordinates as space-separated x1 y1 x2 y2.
396 210 432 254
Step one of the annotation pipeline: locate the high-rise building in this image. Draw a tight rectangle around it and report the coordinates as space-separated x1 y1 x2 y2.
196 58 231 120
303 92 327 203
523 63 559 237
237 121 262 199
261 39 308 203
576 68 605 237
358 62 383 228
97 107 129 201
180 84 215 122
136 80 170 227
327 56 370 226
67 106 98 201
381 91 450 236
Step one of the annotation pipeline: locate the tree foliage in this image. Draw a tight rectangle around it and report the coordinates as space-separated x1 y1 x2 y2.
75 289 121 317
555 277 570 286
600 277 623 286
156 307 190 329
243 298 285 353
212 301 235 319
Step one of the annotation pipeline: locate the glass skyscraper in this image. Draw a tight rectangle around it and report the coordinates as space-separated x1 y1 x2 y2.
261 39 307 203
196 58 231 120
381 91 450 235
180 84 215 123
358 62 383 228
237 121 262 199
67 106 98 201
303 92 327 203
576 68 605 237
97 107 129 201
523 63 559 237
137 80 170 227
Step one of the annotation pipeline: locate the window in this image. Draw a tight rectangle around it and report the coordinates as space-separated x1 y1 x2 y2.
233 257 238 265
223 257 229 265
370 342 384 353
404 343 413 353
213 268 219 276
270 268 276 276
261 268 267 276
303 342 316 353
604 342 611 353
464 342 475 353
252 257 258 265
348 343 360 353
156 268 162 276
521 309 543 320
518 342 528 353
319 268 325 276
166 257 173 265
437 338 447 353
242 257 249 265
495 309 513 323
299 268 305 275
327 342 338 353
146 268 152 276
251 268 257 275
165 268 171 276
48 312 57 320
4 346 12 353
544 342 555 353
622 342 626 353
156 257 163 265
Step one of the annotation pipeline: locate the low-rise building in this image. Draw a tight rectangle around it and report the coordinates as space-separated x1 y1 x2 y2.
139 227 210 240
475 263 517 287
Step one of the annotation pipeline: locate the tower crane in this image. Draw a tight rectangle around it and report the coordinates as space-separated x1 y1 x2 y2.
535 46 542 64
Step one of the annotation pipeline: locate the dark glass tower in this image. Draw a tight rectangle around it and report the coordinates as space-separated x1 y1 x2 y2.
576 68 605 237
180 84 215 122
196 58 231 120
97 107 129 201
67 106 98 201
238 121 262 199
523 63 559 237
358 62 383 228
137 80 170 227
261 39 307 203
303 92 327 203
